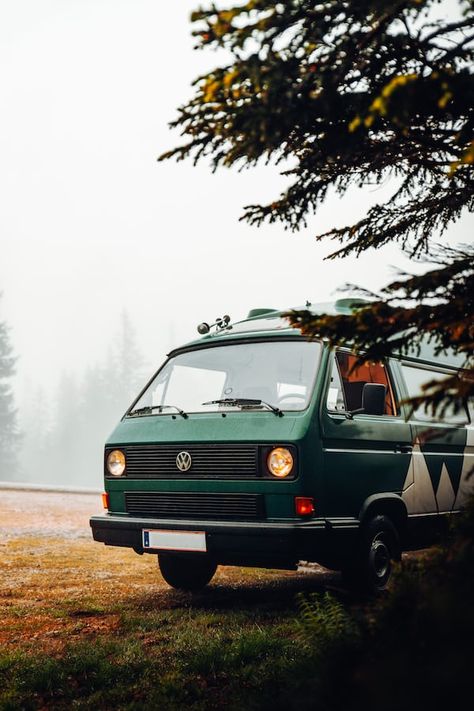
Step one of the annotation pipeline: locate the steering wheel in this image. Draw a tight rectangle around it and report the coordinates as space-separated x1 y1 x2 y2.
278 393 306 405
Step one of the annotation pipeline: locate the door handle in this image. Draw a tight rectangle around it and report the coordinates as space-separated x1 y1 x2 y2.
395 444 413 454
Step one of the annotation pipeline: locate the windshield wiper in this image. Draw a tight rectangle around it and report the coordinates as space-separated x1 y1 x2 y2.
128 404 188 419
202 398 283 417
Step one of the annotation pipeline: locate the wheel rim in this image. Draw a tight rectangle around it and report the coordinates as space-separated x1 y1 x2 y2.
370 534 391 581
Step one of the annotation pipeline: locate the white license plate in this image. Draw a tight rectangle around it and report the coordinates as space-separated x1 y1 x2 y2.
142 529 207 552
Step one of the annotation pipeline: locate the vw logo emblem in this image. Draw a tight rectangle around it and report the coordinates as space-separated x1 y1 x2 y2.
176 451 192 472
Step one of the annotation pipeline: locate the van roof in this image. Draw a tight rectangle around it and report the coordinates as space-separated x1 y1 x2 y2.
177 298 370 350
175 298 465 369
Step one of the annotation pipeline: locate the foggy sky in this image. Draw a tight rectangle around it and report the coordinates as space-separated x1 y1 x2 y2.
1 0 473 405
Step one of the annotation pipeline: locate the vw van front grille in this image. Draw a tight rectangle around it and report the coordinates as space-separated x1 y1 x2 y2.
121 445 258 479
125 492 264 520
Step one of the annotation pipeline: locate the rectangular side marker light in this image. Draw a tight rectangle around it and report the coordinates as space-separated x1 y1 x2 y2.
102 493 110 510
295 497 315 516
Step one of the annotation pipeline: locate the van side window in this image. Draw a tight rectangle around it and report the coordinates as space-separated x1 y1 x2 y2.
401 364 468 424
327 352 397 416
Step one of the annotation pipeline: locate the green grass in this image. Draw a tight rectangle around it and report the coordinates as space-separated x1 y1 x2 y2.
4 553 473 711
0 568 365 711
0 617 309 711
0 640 155 710
5 508 473 711
3 499 474 711
1 554 333 710
0 574 314 711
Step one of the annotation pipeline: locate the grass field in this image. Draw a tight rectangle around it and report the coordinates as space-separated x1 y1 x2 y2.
0 490 351 710
2 489 468 711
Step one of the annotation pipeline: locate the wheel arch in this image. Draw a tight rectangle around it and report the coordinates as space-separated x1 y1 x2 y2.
358 493 408 537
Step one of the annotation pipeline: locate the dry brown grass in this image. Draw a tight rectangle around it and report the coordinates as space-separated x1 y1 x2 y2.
1 490 441 710
0 490 335 655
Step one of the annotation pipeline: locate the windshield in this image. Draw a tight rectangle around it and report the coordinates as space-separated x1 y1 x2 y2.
128 340 321 416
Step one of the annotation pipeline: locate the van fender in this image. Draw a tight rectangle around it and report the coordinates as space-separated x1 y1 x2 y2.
358 493 408 536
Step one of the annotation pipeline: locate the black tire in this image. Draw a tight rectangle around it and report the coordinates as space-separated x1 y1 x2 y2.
158 553 217 591
342 514 400 594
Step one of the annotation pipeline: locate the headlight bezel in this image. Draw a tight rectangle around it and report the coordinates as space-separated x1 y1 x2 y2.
105 449 126 477
264 445 296 479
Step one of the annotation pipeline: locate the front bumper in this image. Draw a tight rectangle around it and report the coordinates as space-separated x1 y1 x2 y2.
90 514 359 568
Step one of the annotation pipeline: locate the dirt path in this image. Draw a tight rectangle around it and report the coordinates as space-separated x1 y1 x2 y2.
0 489 103 541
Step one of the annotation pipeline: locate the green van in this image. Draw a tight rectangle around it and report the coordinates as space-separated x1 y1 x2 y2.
90 300 474 592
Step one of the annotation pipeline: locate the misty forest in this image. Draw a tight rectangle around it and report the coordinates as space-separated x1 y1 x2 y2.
0 301 147 488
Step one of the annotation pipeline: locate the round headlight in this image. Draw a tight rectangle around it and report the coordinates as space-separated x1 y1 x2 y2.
107 450 126 476
267 447 294 478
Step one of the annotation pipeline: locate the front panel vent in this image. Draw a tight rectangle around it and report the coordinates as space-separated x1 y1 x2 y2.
125 491 264 521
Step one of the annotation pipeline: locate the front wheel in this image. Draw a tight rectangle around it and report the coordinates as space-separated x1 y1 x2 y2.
342 514 400 594
158 553 217 591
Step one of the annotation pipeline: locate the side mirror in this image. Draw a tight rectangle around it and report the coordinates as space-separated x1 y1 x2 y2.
362 383 386 416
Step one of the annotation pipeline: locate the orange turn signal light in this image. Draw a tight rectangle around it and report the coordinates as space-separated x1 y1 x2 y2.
295 497 315 516
102 492 110 510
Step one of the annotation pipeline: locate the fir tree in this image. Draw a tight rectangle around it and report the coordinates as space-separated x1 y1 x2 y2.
112 310 146 411
0 296 20 479
161 0 474 412
19 383 51 484
43 311 148 488
50 372 81 485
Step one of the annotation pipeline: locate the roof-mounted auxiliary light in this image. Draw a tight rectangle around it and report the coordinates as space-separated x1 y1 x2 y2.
197 315 231 335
